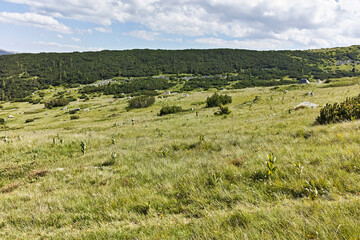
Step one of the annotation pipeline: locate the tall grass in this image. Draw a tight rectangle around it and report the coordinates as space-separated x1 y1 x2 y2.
0 80 359 239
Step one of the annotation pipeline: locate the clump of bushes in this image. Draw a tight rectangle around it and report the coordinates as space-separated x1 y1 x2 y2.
316 94 360 124
44 98 70 109
159 105 183 116
128 96 155 109
70 115 80 120
206 92 232 107
28 98 42 104
79 93 90 101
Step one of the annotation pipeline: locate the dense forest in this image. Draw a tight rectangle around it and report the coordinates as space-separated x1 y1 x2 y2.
1 46 360 100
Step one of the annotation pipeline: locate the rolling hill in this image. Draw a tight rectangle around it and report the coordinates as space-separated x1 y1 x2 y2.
0 46 360 101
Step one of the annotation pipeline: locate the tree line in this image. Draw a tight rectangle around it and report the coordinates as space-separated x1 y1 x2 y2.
1 47 360 100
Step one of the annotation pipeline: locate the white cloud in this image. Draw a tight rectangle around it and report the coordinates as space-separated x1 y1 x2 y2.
195 37 286 50
77 28 93 35
0 12 72 33
4 0 360 49
71 37 81 42
126 30 159 41
164 38 183 43
33 41 103 52
57 34 63 39
94 27 112 33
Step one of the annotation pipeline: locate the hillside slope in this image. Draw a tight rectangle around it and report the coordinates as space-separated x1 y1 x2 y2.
1 46 360 100
0 79 359 239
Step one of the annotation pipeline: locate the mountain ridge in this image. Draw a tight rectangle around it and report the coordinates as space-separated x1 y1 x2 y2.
0 49 15 56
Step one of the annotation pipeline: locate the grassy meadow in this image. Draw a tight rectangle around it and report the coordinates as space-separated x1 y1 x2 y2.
0 79 360 239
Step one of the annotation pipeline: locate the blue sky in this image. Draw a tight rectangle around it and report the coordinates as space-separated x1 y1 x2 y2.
0 0 359 53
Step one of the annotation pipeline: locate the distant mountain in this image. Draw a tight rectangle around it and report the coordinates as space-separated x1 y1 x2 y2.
0 49 14 55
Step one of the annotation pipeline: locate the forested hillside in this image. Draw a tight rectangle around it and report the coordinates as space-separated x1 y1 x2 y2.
1 46 360 100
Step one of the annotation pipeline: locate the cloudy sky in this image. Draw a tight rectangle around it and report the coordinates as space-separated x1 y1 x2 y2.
0 0 359 53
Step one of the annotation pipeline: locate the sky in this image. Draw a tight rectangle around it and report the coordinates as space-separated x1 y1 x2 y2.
0 0 360 53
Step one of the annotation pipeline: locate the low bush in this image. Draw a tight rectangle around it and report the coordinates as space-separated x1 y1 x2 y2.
69 108 80 114
25 118 35 123
206 92 232 107
113 93 125 99
214 104 231 116
79 93 90 101
316 94 360 124
70 115 80 120
28 98 41 104
159 105 183 116
128 95 155 109
45 98 70 109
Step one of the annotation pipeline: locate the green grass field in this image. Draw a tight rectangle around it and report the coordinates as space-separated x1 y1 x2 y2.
0 80 360 239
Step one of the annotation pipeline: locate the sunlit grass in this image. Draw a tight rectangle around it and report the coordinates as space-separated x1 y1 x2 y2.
0 80 359 239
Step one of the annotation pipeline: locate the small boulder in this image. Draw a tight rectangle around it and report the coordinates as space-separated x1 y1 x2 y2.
293 102 318 110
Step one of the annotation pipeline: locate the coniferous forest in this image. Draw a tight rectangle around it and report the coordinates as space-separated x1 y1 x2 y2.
1 47 360 100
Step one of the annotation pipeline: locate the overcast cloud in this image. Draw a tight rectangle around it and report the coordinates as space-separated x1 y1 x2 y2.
1 0 360 51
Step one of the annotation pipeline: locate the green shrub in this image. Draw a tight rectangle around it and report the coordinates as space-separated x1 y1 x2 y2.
159 105 183 116
45 98 70 109
0 118 4 125
128 96 155 109
316 94 360 124
113 93 125 99
79 93 90 101
206 92 232 107
214 104 231 115
28 98 41 104
25 118 35 123
69 108 80 114
70 115 80 120
66 96 77 102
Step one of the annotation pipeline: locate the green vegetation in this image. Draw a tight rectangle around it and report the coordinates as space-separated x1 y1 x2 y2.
316 94 360 124
1 46 360 238
159 105 183 116
266 153 277 177
1 46 360 100
206 92 232 107
70 115 80 120
214 104 231 116
80 78 174 96
128 95 155 109
0 78 358 238
44 98 70 109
